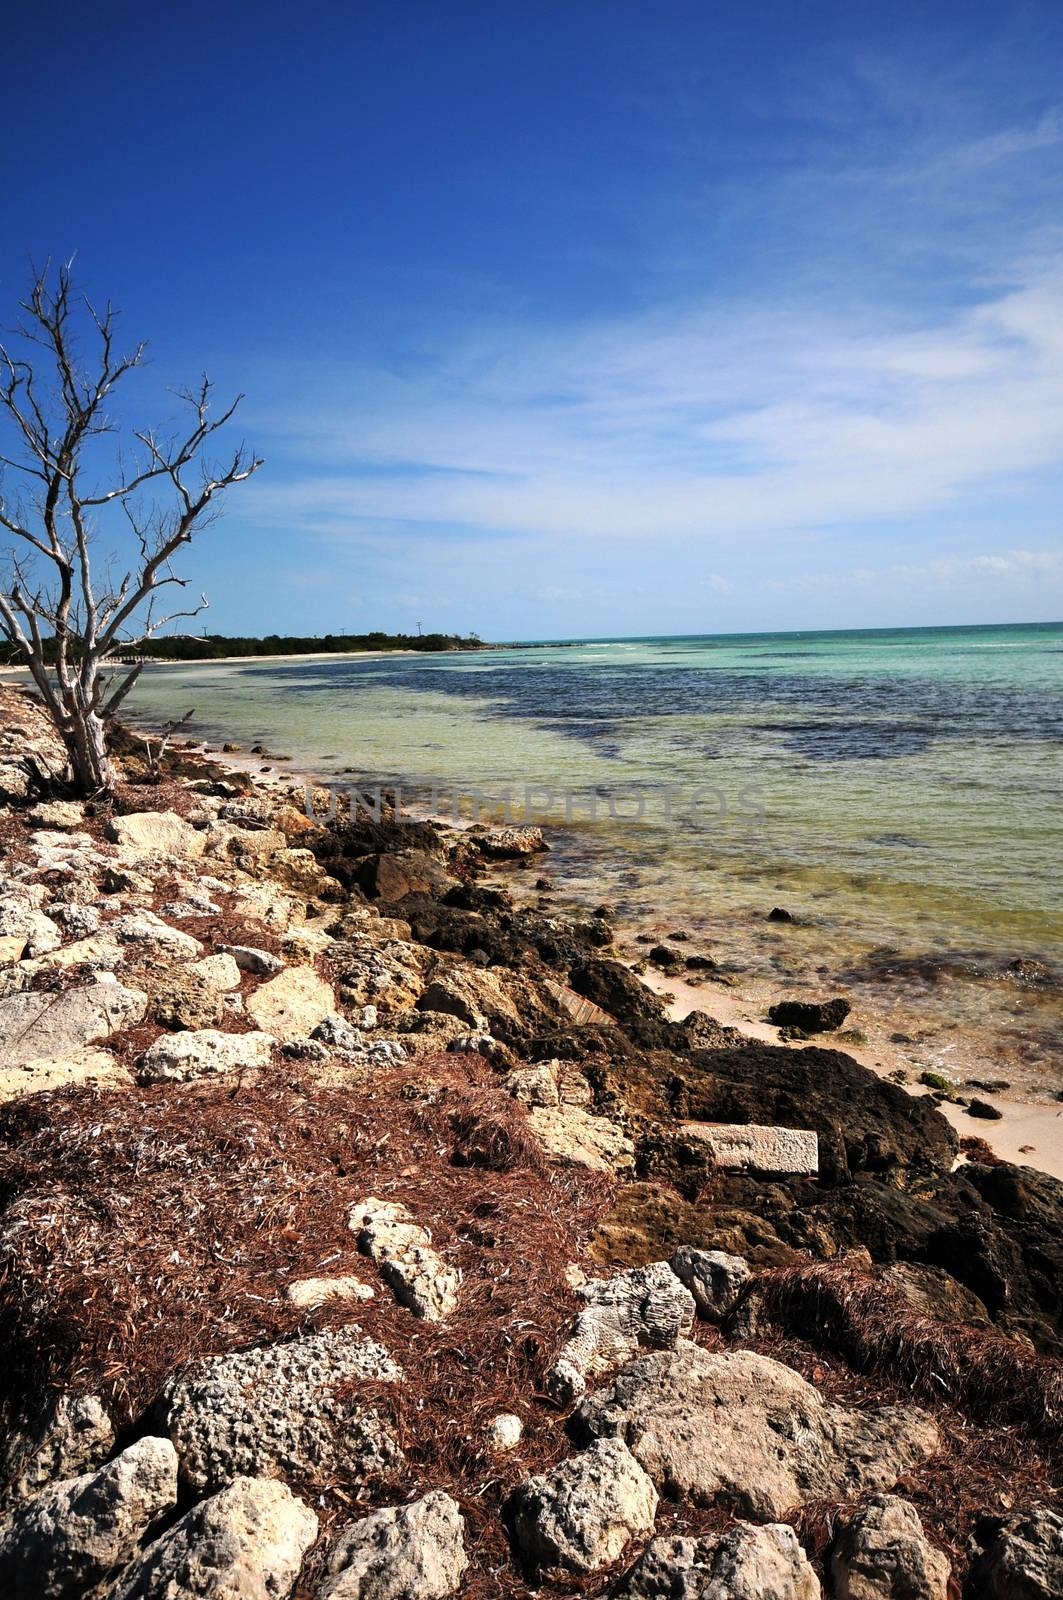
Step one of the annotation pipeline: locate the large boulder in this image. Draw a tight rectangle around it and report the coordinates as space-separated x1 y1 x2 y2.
158 1326 402 1492
317 1489 467 1600
573 1344 939 1519
0 1394 114 1510
0 1436 178 1599
246 966 336 1042
0 981 147 1070
508 1438 658 1575
682 1043 957 1181
108 1474 317 1600
107 810 205 859
612 1522 820 1600
545 1261 696 1405
137 1028 275 1083
970 1508 1063 1600
830 1495 949 1600
362 849 454 903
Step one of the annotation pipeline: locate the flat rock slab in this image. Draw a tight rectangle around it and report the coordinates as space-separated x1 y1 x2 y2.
107 810 205 859
246 966 336 1042
680 1122 819 1175
159 1326 403 1493
574 1343 940 1520
528 1104 635 1174
137 1029 275 1083
0 1047 129 1103
0 981 147 1070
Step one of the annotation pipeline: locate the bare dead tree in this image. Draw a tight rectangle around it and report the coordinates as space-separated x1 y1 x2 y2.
0 262 262 795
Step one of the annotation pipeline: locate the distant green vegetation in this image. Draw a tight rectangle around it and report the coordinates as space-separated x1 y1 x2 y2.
0 630 486 665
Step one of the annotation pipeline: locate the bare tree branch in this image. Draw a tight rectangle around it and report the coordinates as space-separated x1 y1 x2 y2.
0 263 262 794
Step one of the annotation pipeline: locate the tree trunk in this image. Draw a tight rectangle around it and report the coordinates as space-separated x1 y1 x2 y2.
63 706 113 796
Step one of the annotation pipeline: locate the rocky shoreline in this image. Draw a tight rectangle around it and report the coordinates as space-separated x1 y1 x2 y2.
0 680 1059 1599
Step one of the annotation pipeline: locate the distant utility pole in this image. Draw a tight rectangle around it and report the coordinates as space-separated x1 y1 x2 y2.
417 620 423 636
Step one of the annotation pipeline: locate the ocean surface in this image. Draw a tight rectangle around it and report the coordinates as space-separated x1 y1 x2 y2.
126 621 1063 1093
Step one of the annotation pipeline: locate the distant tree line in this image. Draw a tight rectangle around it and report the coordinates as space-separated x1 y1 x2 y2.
0 630 486 666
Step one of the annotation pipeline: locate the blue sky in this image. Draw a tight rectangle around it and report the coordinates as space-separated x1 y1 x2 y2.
4 0 1063 638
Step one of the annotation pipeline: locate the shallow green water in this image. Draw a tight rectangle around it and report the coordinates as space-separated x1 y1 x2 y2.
125 622 1063 1084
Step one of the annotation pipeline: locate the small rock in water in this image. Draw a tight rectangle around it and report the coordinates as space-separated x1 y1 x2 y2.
767 997 851 1032
967 1097 1004 1121
767 906 795 922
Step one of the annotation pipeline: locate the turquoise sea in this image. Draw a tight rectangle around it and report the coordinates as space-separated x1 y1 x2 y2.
126 621 1063 1092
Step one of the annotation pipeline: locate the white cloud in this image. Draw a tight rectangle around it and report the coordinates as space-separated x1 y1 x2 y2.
243 255 1063 555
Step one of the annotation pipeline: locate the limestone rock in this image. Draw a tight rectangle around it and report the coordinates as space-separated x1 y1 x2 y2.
613 1522 820 1600
416 959 521 1033
159 1326 402 1492
477 826 547 858
1 1394 114 1509
508 1438 657 1575
0 980 147 1070
334 940 425 1012
0 1046 129 1100
27 801 85 831
317 1489 467 1600
831 1496 950 1600
527 1103 635 1174
153 968 227 1029
137 1028 275 1083
0 896 61 959
190 952 243 992
679 1122 819 1175
503 1060 560 1106
669 1245 752 1321
218 943 286 976
107 810 206 859
574 1344 940 1519
312 1013 363 1051
0 1436 178 1599
364 849 453 903
546 1261 696 1406
350 1197 460 1320
286 1274 375 1309
110 910 204 960
246 966 335 1042
108 1474 318 1600
971 1508 1063 1600
485 1414 523 1451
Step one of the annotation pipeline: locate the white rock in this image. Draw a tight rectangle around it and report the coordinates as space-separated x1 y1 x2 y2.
0 1395 114 1509
546 1261 696 1406
0 981 147 1070
680 1121 819 1175
350 1197 460 1320
217 943 286 976
106 810 205 859
110 910 204 959
485 1413 523 1451
508 1438 658 1574
527 1104 635 1174
246 965 336 1042
317 1490 467 1600
614 1522 821 1600
189 952 243 992
107 1474 318 1600
831 1495 950 1600
137 1028 275 1083
286 1274 375 1309
160 1327 402 1492
0 1436 178 1599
